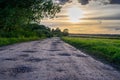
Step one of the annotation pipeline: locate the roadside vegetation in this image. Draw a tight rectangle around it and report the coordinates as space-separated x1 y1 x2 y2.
0 24 53 46
0 0 63 46
0 23 68 46
62 37 120 68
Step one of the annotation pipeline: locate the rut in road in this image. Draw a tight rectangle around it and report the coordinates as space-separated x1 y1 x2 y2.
0 37 120 80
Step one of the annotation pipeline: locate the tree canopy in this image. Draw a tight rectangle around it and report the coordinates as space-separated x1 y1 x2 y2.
0 0 61 31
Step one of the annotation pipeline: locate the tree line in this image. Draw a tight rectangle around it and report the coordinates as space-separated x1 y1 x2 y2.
52 28 69 37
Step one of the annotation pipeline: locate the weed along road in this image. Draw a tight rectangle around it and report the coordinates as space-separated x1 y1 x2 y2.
0 37 120 80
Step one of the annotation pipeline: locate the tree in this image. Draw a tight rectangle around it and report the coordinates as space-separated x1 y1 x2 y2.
0 0 61 31
52 28 62 37
63 29 69 36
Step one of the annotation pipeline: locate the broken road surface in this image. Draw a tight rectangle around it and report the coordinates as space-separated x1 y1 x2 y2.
0 37 120 80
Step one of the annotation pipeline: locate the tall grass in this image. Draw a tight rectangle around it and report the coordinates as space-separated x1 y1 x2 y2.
62 37 120 66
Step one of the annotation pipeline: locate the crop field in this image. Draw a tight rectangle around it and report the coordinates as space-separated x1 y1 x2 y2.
62 37 120 67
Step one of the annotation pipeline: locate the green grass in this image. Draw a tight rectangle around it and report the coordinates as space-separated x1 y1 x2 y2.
0 37 42 47
62 37 120 67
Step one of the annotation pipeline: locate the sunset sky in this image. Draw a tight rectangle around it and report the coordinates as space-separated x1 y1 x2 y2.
41 0 120 34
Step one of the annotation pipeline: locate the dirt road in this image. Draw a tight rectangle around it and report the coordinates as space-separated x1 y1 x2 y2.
0 37 120 80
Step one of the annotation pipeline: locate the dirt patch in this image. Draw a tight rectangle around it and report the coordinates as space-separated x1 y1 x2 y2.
58 53 71 56
25 57 50 62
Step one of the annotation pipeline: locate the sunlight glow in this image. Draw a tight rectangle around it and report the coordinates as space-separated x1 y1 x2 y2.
67 6 83 23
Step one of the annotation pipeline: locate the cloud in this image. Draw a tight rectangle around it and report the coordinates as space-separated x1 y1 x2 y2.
78 0 120 5
56 0 120 5
103 26 120 31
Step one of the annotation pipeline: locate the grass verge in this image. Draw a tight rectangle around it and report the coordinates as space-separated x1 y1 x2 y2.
0 37 43 47
62 37 120 69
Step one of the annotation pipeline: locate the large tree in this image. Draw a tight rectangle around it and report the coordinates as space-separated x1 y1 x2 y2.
0 0 61 31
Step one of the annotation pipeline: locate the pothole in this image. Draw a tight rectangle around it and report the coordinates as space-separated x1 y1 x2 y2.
22 50 37 53
0 65 33 77
52 75 79 80
25 57 49 62
71 49 77 51
9 49 14 50
11 66 33 73
101 66 114 71
58 53 71 56
56 68 65 72
2 58 17 61
56 41 62 43
48 49 61 51
50 54 55 56
37 42 41 43
0 48 6 51
75 54 88 57
19 54 29 57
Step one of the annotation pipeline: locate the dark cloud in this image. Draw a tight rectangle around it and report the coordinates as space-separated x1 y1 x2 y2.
78 0 89 5
58 0 120 5
59 0 69 3
110 0 120 4
58 0 71 4
58 0 89 5
78 0 120 5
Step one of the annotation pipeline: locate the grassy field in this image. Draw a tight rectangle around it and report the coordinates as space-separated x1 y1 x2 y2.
62 37 120 67
69 34 120 39
0 37 41 47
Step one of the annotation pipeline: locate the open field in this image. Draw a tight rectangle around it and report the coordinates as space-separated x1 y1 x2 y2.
69 34 120 39
62 37 120 68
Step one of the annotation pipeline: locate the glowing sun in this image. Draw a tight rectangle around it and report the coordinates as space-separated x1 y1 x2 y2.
67 6 83 23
